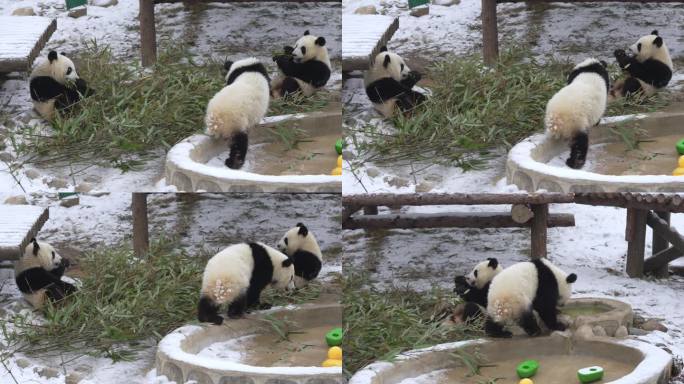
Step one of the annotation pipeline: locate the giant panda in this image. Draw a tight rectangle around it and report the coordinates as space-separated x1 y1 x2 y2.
271 31 331 98
364 47 427 118
452 258 502 324
14 238 77 309
544 58 609 169
276 223 322 288
29 50 94 120
205 57 270 169
198 242 294 325
611 30 673 99
485 259 577 338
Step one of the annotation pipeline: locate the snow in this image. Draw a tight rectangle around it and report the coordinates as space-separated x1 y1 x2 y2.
0 0 342 198
197 335 255 361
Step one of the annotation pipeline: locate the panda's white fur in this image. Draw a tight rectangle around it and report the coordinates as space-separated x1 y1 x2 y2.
545 58 608 140
276 223 323 288
271 32 332 98
205 57 270 139
364 51 413 118
29 52 80 120
466 258 503 290
486 259 576 337
198 242 294 324
14 239 75 309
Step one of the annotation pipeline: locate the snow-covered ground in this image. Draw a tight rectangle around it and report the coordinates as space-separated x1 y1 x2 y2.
342 0 684 195
0 193 341 383
0 0 342 199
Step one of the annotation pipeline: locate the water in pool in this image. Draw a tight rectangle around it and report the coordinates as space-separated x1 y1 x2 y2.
197 324 337 367
207 131 339 176
562 303 612 317
548 133 680 176
398 354 635 383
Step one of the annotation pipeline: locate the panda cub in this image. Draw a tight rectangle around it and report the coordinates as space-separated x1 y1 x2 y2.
364 47 426 118
198 242 294 325
205 58 270 169
545 58 609 169
452 258 502 324
485 259 577 338
271 31 331 98
29 51 94 120
611 30 673 99
277 223 323 288
14 239 77 309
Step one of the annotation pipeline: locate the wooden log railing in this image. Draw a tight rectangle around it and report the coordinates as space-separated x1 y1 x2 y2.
343 192 684 277
480 0 684 65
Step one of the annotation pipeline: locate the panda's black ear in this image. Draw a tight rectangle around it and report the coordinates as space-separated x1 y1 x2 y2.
282 258 293 267
651 30 659 36
31 238 40 256
487 258 498 269
296 222 304 227
315 36 326 47
379 46 388 52
383 54 391 68
566 273 577 283
224 60 233 72
303 30 310 36
599 60 608 68
654 36 663 48
297 224 308 237
48 51 58 63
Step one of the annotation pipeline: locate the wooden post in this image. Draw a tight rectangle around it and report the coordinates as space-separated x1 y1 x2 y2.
364 206 378 215
132 193 150 257
652 211 671 278
481 0 499 65
530 204 548 259
625 208 648 278
139 0 157 67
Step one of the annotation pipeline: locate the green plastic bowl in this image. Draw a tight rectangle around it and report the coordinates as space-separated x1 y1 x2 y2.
676 139 684 155
516 359 539 379
578 366 604 383
325 327 343 347
335 139 344 155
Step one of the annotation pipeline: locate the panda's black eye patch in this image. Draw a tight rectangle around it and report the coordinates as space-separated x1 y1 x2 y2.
301 46 306 55
284 238 288 245
474 270 478 277
67 67 73 75
52 251 55 259
401 64 405 71
637 43 641 52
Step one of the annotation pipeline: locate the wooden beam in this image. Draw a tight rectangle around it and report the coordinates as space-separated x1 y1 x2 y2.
481 0 498 65
625 208 648 278
644 246 683 274
155 0 341 2
651 211 671 278
139 0 157 67
646 211 684 252
575 193 684 213
364 206 379 215
499 0 684 2
342 193 575 207
342 211 574 230
132 193 150 258
530 204 548 259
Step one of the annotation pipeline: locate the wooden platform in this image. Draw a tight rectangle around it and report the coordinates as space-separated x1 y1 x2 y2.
0 16 57 73
342 14 398 71
0 205 49 260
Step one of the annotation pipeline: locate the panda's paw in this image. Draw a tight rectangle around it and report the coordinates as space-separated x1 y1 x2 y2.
258 302 273 310
552 322 567 331
565 157 585 169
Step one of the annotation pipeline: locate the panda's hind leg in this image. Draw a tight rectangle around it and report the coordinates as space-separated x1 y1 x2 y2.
566 131 588 169
280 77 302 98
519 310 542 336
225 131 248 169
198 295 224 325
537 304 566 331
485 317 512 338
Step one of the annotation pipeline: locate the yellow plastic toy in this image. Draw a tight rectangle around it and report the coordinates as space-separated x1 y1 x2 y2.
331 155 343 176
322 346 343 367
673 156 684 176
519 379 534 384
